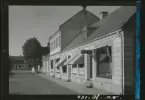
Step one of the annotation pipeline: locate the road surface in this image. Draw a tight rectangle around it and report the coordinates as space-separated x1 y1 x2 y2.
9 70 78 94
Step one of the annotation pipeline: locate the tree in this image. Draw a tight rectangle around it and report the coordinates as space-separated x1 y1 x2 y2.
22 37 42 72
41 43 50 56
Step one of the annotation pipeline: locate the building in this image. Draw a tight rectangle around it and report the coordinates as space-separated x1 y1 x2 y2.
49 6 136 95
41 54 49 74
9 56 28 70
49 7 100 78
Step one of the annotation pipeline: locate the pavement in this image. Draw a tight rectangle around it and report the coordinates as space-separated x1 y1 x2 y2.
9 70 78 94
37 73 114 95
9 70 114 95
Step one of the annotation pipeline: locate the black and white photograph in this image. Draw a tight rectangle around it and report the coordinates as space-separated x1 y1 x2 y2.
9 5 136 95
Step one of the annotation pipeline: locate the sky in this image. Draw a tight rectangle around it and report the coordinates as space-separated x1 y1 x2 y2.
9 6 121 56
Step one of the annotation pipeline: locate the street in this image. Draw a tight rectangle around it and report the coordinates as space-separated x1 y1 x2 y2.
9 70 78 94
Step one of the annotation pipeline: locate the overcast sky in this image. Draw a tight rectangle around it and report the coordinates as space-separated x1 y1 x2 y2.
9 6 121 56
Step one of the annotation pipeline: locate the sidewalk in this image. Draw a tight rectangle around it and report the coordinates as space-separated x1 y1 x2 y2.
37 73 114 95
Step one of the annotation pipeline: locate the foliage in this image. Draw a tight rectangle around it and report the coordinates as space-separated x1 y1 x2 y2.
22 37 42 70
22 37 50 72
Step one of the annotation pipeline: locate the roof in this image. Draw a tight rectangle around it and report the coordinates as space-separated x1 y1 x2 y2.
9 56 25 64
62 6 136 52
86 6 136 42
59 9 100 29
9 56 24 60
60 9 100 51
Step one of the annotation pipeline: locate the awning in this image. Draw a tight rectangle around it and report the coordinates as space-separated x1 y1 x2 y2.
69 53 84 64
54 55 67 68
63 52 78 65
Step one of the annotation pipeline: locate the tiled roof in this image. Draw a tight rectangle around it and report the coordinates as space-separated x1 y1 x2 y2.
62 6 136 52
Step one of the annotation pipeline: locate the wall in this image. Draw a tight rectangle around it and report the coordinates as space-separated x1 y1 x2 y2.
123 31 135 94
61 31 121 88
50 30 61 55
49 53 61 76
123 14 135 94
60 10 99 51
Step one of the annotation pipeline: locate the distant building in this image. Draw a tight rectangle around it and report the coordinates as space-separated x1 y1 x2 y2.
9 56 28 70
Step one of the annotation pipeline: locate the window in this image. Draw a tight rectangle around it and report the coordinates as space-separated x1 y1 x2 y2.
54 40 55 49
62 65 67 73
56 38 58 48
72 64 77 74
50 43 51 51
96 46 112 78
56 58 60 63
59 36 60 47
57 38 58 47
51 60 53 69
68 55 71 60
78 64 85 75
52 42 53 50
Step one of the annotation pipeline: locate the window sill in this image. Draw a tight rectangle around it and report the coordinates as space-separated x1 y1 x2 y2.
72 73 77 75
97 75 112 79
78 73 85 76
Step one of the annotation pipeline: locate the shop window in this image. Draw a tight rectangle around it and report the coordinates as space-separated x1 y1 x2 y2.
62 65 67 73
72 64 77 74
96 46 112 79
78 64 85 75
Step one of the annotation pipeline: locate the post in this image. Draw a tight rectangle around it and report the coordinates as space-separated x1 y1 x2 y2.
67 64 71 81
84 54 91 80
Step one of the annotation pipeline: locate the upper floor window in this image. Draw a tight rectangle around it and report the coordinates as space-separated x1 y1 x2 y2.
56 38 57 48
68 55 71 60
50 43 51 51
51 42 53 50
55 39 57 48
59 36 60 47
54 40 56 49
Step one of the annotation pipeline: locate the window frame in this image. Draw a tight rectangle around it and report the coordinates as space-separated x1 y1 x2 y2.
78 64 85 75
59 36 61 47
62 65 67 73
96 46 112 79
72 64 78 75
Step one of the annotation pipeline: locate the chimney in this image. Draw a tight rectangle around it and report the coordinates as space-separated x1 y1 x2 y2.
81 5 88 39
100 11 108 19
82 5 87 11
